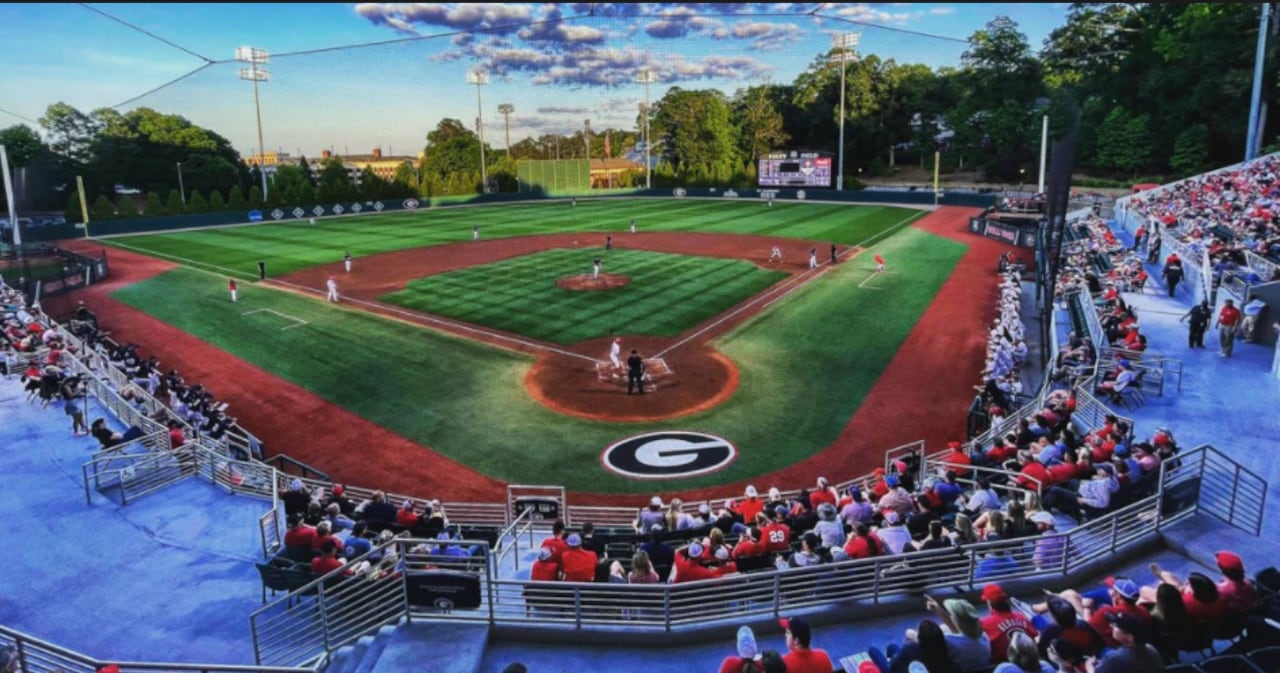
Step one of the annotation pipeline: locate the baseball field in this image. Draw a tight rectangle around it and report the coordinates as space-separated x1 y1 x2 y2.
77 198 998 501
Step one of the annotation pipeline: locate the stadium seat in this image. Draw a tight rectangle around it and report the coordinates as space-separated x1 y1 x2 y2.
405 570 482 611
255 558 315 604
1198 654 1264 673
1246 645 1280 670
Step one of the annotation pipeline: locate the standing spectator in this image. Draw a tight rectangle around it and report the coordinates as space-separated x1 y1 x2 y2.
281 479 314 519
1241 294 1267 343
61 374 88 436
1160 256 1183 297
1180 301 1211 349
779 616 834 673
1217 298 1243 357
1030 512 1066 570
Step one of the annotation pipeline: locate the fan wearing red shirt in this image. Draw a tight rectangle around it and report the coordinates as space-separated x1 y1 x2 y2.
558 534 598 582
529 546 559 582
979 584 1039 662
540 520 569 563
1015 452 1050 491
310 520 343 554
941 441 973 477
1083 577 1152 648
732 527 768 559
779 617 834 673
673 543 736 583
719 626 762 673
761 507 792 553
739 485 766 523
1217 299 1243 357
808 477 837 510
283 516 317 550
310 540 350 576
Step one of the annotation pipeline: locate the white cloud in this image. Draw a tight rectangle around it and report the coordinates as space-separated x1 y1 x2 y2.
928 7 956 16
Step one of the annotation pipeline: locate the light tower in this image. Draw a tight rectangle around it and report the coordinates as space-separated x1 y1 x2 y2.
236 46 271 199
829 33 861 191
498 103 515 152
467 70 489 193
636 69 659 189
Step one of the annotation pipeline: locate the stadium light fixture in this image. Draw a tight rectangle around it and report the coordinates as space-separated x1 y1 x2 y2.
636 69 659 190
467 70 489 193
238 46 272 200
498 103 515 152
829 33 861 191
236 46 271 200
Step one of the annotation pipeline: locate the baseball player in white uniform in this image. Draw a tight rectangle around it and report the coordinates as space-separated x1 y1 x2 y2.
770 246 783 263
808 248 818 270
326 276 339 303
473 226 479 241
344 251 352 273
593 257 602 280
609 337 622 371
630 219 636 234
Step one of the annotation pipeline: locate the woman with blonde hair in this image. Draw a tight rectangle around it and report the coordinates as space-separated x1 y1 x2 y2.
994 632 1053 672
951 512 978 545
665 498 685 530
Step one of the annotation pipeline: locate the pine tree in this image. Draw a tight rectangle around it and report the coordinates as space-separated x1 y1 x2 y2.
144 191 166 217
166 189 185 215
248 185 265 209
91 194 115 221
208 189 226 211
116 196 139 218
227 185 248 210
64 192 83 223
188 190 208 213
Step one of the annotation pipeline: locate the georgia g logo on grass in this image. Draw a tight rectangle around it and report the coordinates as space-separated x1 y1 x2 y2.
602 431 736 479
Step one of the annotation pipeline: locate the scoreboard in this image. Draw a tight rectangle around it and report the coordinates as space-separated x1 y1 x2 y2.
758 150 833 187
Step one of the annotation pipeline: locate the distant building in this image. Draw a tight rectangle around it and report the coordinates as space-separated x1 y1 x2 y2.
244 151 292 167
309 148 416 182
588 157 642 189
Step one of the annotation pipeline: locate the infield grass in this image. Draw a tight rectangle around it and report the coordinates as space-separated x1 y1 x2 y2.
110 217 965 493
99 200 919 279
379 248 788 344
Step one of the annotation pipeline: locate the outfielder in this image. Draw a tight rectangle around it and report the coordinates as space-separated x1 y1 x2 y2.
593 256 602 280
630 218 636 234
344 251 352 273
228 278 238 303
472 226 479 241
326 276 339 303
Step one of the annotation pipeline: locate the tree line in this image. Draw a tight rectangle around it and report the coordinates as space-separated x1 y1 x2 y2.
3 3 1277 216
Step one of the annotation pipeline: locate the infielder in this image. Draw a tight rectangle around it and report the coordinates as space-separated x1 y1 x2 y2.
343 251 352 273
630 218 636 234
593 256 602 280
769 246 783 263
808 248 818 270
228 278 238 303
326 276 339 303
309 217 317 226
609 337 622 371
875 254 886 273
472 226 479 241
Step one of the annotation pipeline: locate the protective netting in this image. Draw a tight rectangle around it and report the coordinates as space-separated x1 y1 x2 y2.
61 5 969 161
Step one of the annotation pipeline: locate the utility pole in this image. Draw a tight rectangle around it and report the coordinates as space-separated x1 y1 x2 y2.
467 70 489 192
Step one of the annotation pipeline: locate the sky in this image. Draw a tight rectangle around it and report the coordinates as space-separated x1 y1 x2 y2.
0 3 1072 160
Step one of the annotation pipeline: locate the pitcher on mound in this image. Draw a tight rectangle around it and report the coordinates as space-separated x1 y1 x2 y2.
609 337 623 373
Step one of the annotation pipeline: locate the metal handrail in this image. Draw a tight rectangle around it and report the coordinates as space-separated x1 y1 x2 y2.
0 624 314 673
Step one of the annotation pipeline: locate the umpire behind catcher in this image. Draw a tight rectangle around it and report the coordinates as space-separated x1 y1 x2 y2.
626 350 646 395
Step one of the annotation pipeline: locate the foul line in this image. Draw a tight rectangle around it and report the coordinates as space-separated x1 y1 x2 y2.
241 308 308 331
266 278 599 364
101 239 259 281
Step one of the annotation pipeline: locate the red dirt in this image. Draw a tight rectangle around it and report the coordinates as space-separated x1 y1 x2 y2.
61 208 1024 507
557 273 631 291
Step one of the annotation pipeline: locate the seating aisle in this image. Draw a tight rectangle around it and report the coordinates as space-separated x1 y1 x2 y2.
0 376 267 664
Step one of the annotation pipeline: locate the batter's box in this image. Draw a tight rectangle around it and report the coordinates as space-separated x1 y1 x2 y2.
595 357 675 390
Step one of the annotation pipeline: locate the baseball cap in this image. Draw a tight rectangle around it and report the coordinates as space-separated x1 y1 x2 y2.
688 542 704 557
885 475 900 488
774 505 789 518
778 616 812 647
1105 576 1140 600
980 583 1008 602
332 484 344 496
650 495 663 507
1113 444 1130 457
883 510 901 525
1030 511 1056 527
768 486 782 500
948 441 962 450
566 533 582 547
1216 551 1245 573
736 625 758 659
905 663 926 673
698 503 710 516
745 485 759 498
537 546 553 562
715 546 731 561
860 661 883 673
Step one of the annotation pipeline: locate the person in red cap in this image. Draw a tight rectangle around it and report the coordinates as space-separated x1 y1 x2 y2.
228 278 238 302
874 253 886 273
941 441 973 478
978 583 1038 662
779 616 833 673
1213 551 1261 613
1143 556 1251 617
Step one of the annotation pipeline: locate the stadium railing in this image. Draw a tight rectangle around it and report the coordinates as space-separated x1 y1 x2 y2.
1095 346 1184 397
245 444 1262 666
0 624 313 673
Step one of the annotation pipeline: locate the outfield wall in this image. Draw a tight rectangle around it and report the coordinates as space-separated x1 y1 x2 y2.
25 187 996 241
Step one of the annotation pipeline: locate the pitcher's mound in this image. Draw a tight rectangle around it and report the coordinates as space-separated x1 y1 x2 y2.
557 273 631 291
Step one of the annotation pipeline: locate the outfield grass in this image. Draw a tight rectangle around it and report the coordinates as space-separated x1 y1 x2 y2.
378 248 788 344
99 200 919 279
111 214 965 494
